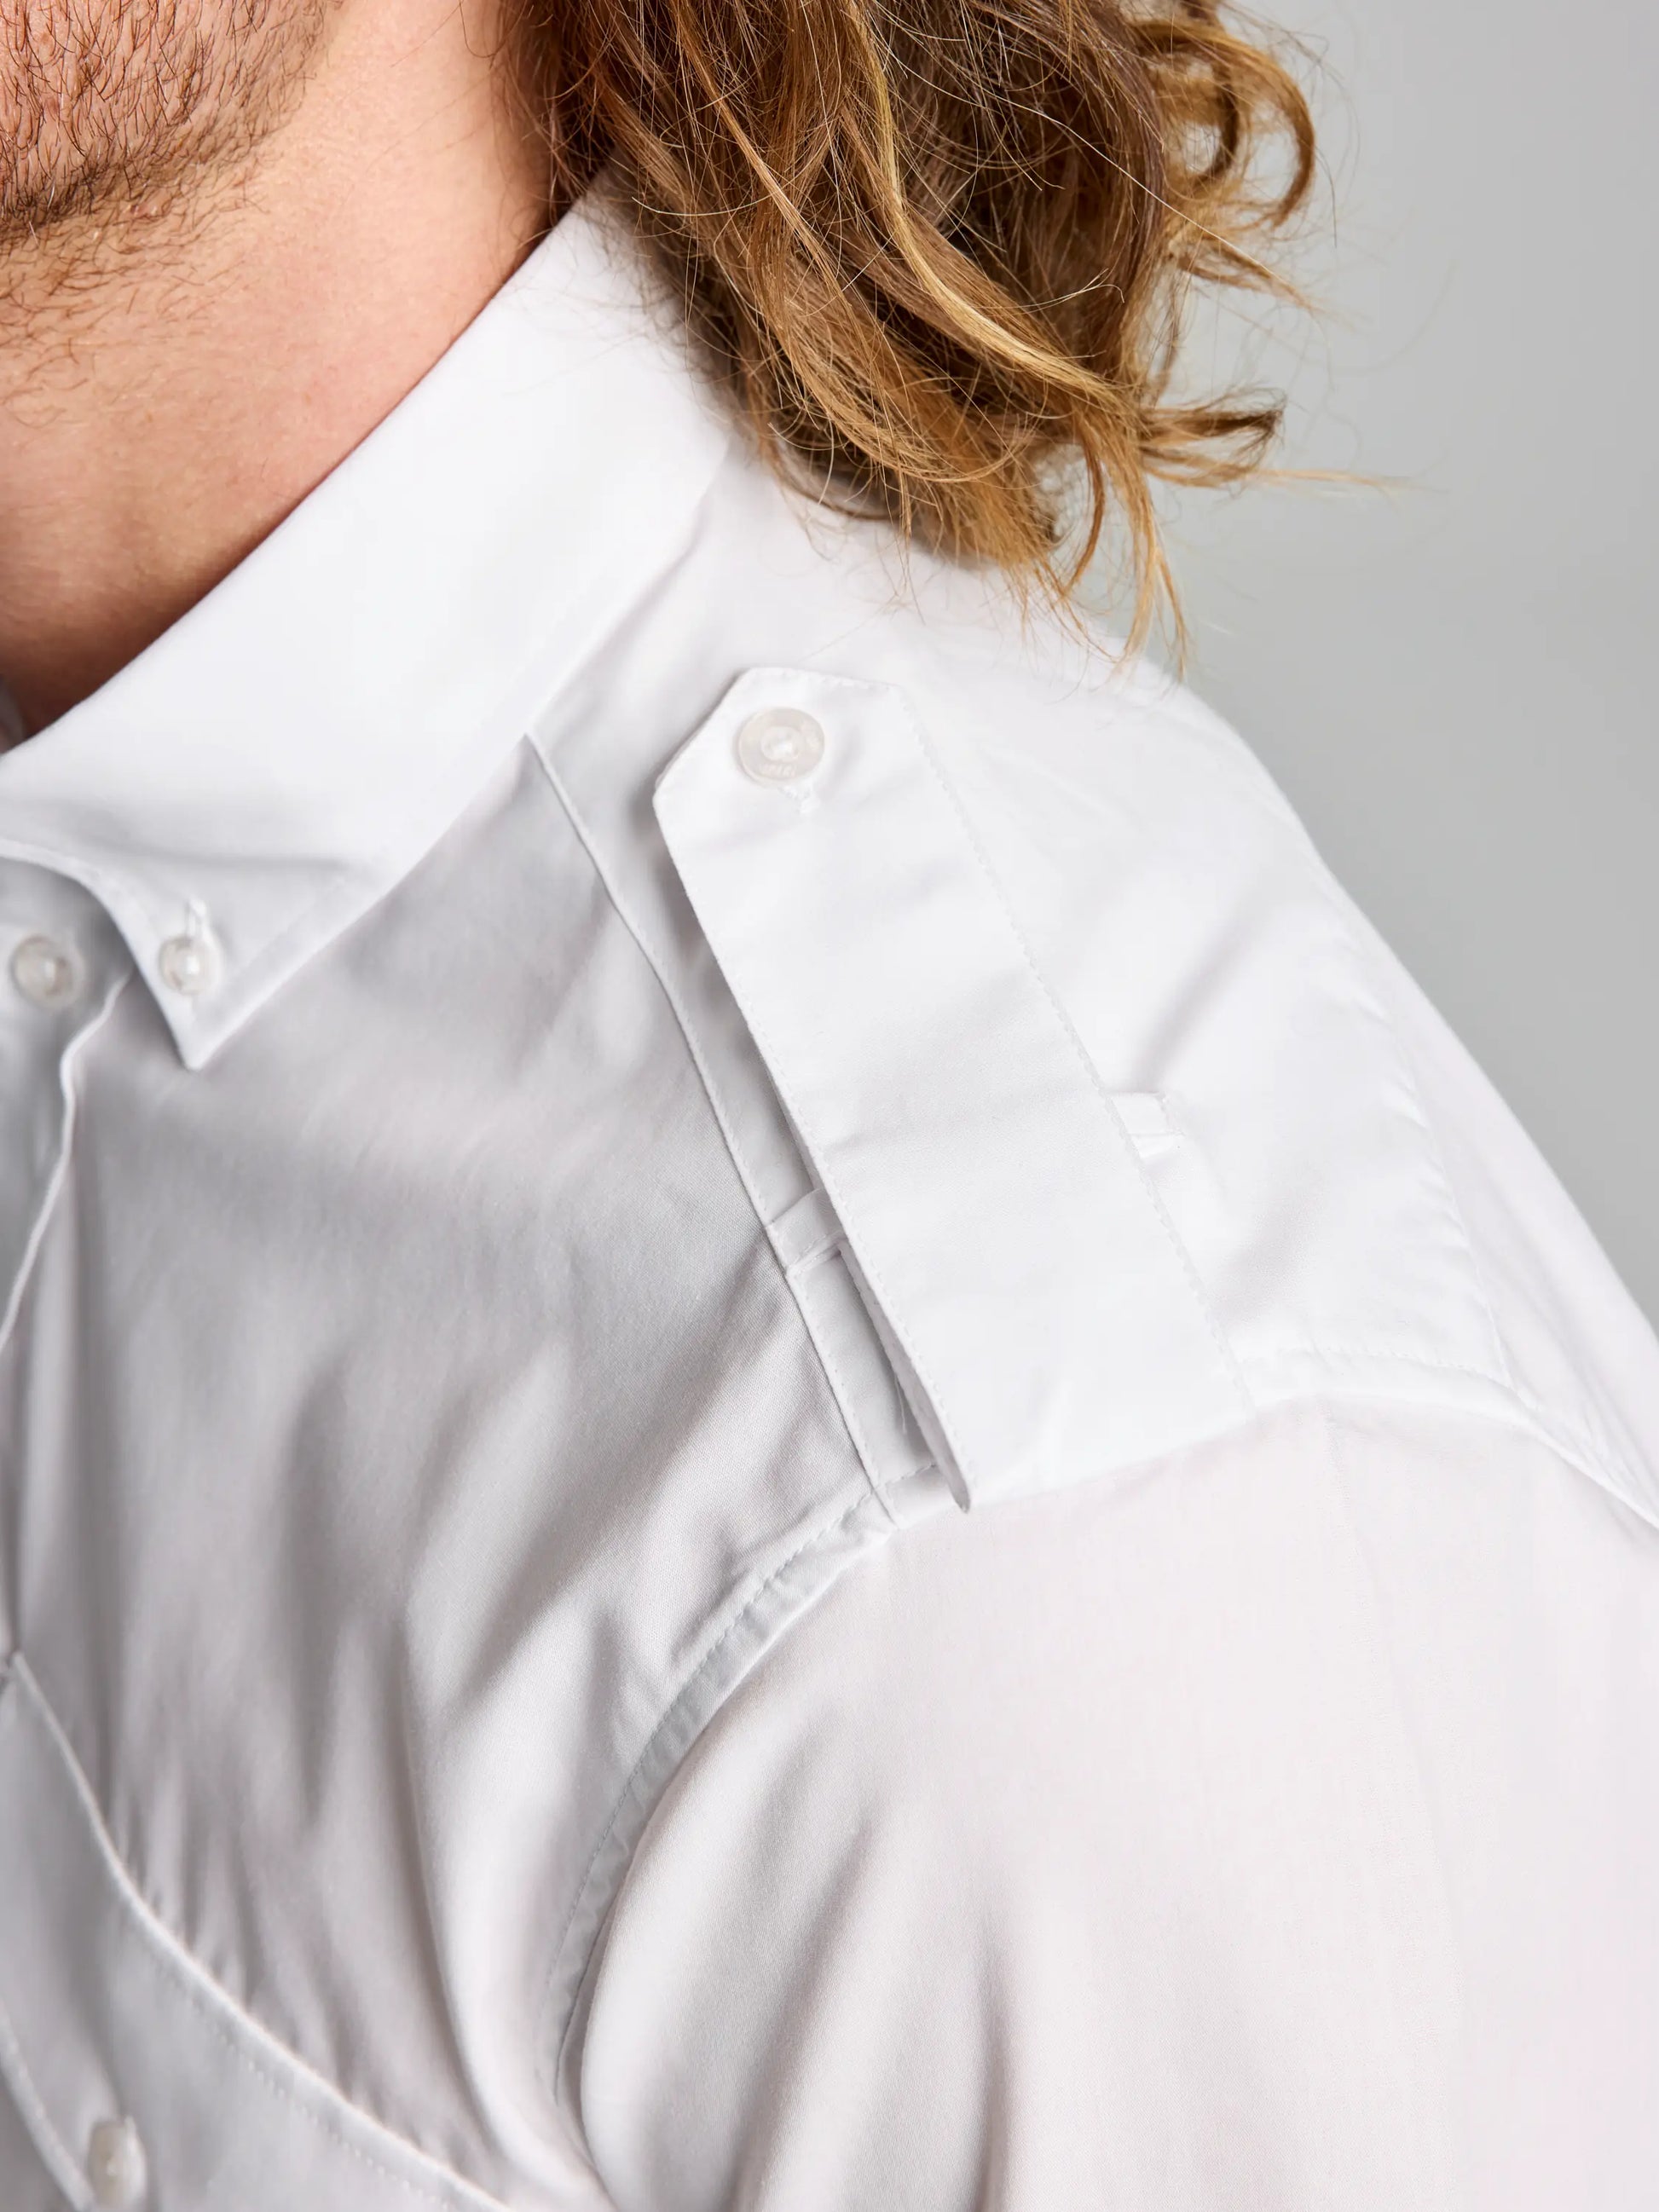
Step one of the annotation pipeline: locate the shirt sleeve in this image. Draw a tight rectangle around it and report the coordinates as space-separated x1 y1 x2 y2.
569 1396 1659 2212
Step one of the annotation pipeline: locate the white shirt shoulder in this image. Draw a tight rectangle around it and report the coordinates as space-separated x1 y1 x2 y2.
2 190 1656 2212
552 459 1659 2206
604 444 1659 1525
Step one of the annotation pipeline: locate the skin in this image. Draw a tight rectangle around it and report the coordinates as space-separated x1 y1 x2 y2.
0 0 549 737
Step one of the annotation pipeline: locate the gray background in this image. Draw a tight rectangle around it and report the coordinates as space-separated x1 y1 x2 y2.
1156 0 1659 1319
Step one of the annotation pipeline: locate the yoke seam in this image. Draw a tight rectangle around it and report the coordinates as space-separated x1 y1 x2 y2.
7 1661 510 2212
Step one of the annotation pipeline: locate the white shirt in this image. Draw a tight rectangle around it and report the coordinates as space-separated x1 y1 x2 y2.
2 183 1657 2212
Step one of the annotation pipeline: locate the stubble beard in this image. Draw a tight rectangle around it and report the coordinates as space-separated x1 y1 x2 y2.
0 0 328 275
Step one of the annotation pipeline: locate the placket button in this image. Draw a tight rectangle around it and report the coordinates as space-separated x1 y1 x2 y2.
87 2115 147 2208
9 933 84 1010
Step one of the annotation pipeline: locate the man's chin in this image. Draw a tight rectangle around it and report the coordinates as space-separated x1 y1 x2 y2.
0 0 325 274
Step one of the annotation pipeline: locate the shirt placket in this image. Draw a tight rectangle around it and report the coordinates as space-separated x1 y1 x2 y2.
0 862 126 1351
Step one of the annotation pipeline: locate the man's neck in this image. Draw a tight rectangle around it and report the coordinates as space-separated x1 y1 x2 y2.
0 0 547 738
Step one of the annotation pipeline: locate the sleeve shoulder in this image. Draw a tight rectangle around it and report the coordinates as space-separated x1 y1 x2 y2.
569 1395 1659 2212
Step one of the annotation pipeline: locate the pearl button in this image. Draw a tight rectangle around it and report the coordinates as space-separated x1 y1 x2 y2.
87 2116 147 2208
9 933 84 1010
157 920 221 998
736 707 825 787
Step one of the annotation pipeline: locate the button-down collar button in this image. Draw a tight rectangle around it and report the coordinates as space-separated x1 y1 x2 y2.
9 932 84 1010
156 904 221 998
736 707 826 787
87 2116 147 2208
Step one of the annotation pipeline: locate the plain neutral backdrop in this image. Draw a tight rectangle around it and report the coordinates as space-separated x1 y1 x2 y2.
1158 0 1658 1320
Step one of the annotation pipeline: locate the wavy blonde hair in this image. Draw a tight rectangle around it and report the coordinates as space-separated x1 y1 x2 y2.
535 0 1316 644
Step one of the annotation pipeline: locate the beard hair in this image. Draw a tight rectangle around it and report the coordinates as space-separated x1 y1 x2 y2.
0 0 328 257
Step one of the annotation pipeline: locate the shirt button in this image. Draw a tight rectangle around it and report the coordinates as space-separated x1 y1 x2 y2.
9 932 84 1010
87 2115 147 2208
156 915 221 998
736 707 826 787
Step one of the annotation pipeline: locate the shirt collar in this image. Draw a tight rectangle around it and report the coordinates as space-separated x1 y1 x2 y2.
0 180 733 1068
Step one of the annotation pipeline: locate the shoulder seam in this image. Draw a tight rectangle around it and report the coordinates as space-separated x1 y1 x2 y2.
1284 1366 1659 1539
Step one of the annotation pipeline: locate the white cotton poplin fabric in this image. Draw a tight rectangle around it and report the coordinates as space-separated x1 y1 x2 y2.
0 181 1657 2212
577 1401 1659 2212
